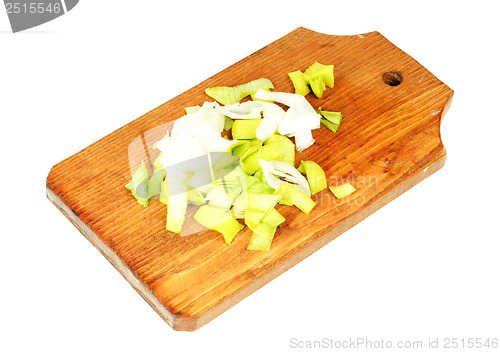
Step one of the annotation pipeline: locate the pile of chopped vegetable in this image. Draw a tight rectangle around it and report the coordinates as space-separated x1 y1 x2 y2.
126 63 356 250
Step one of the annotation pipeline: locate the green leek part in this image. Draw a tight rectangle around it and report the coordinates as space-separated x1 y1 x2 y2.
187 186 206 206
310 75 326 98
304 62 334 88
288 62 334 98
329 183 356 199
247 223 277 251
232 139 262 160
297 160 327 195
245 192 280 230
147 167 166 198
159 178 168 205
193 205 244 244
232 119 262 139
261 208 285 226
257 142 284 162
247 179 275 194
274 134 295 166
166 191 188 233
273 182 316 214
288 70 310 96
224 116 233 131
241 154 261 175
125 161 150 207
205 78 274 105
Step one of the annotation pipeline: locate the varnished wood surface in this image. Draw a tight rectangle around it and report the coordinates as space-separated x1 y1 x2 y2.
46 27 453 331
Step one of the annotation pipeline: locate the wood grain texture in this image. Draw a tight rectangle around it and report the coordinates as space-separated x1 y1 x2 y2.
46 27 453 331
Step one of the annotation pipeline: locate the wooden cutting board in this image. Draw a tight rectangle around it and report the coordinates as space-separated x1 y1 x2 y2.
46 27 453 331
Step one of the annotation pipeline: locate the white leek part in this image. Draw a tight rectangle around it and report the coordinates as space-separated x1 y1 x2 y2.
253 89 317 114
217 101 286 142
155 132 206 169
155 101 239 168
278 106 320 135
253 89 320 151
290 129 315 152
165 169 188 233
185 105 201 115
217 101 264 120
257 159 311 196
255 102 286 142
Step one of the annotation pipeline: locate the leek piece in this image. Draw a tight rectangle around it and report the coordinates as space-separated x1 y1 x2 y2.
273 182 316 214
125 161 150 207
258 159 311 196
310 75 326 98
298 160 327 195
329 183 356 199
261 208 285 227
257 142 284 162
159 178 168 205
319 110 343 133
185 105 201 114
187 186 206 206
232 119 262 139
224 116 233 131
166 191 188 233
263 133 279 145
320 118 341 133
193 205 244 244
274 134 295 166
245 192 279 230
165 169 189 233
247 179 275 194
153 152 164 169
253 89 317 114
241 154 261 175
320 110 343 125
231 194 246 219
205 78 274 105
288 70 310 96
235 139 262 160
304 62 334 88
147 167 166 198
247 223 277 251
246 192 279 213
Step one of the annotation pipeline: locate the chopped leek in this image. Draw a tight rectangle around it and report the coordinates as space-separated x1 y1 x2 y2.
125 161 150 207
205 78 274 105
166 190 188 233
147 167 165 198
274 134 295 166
261 208 285 227
329 183 356 199
298 160 327 195
288 62 334 98
231 119 262 139
247 223 277 251
193 205 244 244
257 142 284 162
224 116 233 131
187 186 206 206
273 182 316 214
288 70 310 96
244 192 279 230
185 105 201 115
258 159 311 196
319 109 343 133
241 154 261 175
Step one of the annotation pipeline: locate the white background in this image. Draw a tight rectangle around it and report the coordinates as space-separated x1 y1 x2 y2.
1 1 499 351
